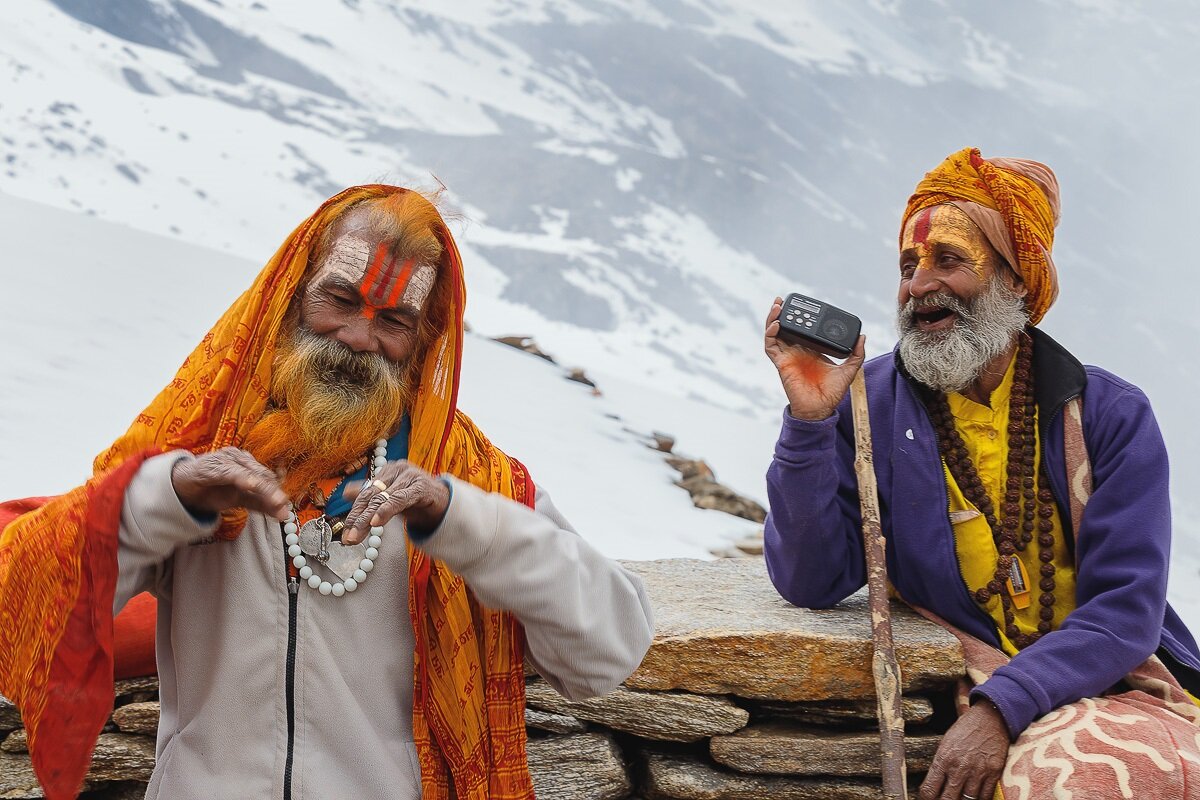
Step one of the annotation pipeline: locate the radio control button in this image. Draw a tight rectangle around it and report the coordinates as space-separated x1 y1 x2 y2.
805 321 814 327
786 315 794 321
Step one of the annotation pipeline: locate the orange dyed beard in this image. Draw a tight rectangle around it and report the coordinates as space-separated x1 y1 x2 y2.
244 325 413 497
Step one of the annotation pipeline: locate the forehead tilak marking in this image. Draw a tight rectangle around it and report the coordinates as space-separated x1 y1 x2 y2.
315 235 373 283
907 206 993 278
360 241 416 311
402 263 437 309
912 207 934 246
313 228 434 317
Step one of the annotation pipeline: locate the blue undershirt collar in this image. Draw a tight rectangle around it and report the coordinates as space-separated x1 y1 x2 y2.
322 415 411 518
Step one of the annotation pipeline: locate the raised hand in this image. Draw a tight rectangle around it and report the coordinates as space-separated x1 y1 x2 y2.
171 447 290 521
764 296 866 421
341 460 451 543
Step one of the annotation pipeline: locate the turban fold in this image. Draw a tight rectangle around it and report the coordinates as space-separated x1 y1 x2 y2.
0 186 535 799
901 147 1061 325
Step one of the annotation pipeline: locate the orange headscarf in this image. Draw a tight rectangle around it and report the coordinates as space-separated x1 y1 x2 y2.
901 147 1061 325
0 185 534 799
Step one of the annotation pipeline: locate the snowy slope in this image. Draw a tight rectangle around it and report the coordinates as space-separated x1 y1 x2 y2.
0 190 763 560
6 2 1200 436
2 0 1199 617
3 187 1197 627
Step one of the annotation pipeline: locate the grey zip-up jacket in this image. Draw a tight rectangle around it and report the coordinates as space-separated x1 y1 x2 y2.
116 452 654 799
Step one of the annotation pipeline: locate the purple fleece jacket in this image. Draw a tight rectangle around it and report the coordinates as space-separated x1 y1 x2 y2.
764 328 1200 738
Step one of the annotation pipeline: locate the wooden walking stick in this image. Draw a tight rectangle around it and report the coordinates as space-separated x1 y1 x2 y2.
849 369 908 799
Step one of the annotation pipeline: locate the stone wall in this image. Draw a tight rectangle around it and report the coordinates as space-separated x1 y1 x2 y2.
0 559 965 798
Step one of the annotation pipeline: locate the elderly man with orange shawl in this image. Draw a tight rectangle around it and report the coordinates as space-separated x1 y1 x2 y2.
0 185 654 800
763 149 1200 799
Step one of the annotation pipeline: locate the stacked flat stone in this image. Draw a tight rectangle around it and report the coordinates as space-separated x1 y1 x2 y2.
522 558 963 799
0 559 965 799
1 680 158 800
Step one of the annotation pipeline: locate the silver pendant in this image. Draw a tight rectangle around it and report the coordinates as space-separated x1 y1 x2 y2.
299 516 367 580
323 540 368 582
299 517 332 563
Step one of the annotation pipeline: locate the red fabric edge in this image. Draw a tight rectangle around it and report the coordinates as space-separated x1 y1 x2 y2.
0 496 53 530
32 450 156 799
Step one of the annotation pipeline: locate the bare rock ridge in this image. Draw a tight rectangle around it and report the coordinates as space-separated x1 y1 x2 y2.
0 558 964 798
493 335 557 363
488 343 774 526
492 335 600 393
665 455 767 523
487 341 768 528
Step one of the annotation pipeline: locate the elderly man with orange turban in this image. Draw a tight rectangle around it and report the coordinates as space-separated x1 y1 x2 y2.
763 149 1200 799
0 186 654 800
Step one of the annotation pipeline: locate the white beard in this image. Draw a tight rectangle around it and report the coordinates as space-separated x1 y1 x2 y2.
897 275 1029 394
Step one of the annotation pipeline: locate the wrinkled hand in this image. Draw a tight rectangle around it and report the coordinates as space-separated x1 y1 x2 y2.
764 296 866 421
920 700 1009 800
171 447 290 521
342 460 451 543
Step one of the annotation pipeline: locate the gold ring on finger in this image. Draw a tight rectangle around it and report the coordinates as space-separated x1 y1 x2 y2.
376 490 392 503
371 479 388 491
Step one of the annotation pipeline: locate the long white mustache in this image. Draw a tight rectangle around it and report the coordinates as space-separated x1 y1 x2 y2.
897 275 1029 394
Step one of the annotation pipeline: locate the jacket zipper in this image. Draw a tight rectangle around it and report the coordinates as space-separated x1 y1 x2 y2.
283 548 299 800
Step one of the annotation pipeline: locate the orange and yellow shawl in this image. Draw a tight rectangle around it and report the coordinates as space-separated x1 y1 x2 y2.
0 185 534 799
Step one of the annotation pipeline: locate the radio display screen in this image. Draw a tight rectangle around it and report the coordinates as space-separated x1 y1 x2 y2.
790 298 821 314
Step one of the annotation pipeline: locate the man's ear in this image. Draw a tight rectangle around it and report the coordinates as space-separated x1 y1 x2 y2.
999 259 1027 298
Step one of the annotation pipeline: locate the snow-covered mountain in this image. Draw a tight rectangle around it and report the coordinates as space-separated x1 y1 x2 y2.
2 1 1199 612
0 189 769 560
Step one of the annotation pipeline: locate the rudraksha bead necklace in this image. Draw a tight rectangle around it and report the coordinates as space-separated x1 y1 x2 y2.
924 333 1057 648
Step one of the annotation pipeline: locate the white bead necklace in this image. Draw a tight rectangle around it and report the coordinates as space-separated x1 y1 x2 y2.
281 438 389 598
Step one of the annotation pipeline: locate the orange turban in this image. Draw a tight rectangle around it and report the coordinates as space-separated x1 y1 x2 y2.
901 147 1061 325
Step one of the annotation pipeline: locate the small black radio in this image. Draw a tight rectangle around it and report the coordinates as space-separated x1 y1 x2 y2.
776 293 861 358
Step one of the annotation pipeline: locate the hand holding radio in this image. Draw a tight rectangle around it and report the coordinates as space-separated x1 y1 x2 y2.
764 294 866 421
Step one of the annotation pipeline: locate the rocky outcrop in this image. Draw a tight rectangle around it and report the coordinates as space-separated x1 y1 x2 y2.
650 432 675 453
84 735 156 784
641 750 884 800
0 695 21 732
526 679 749 742
0 734 155 799
526 707 589 734
710 529 765 559
709 722 941 775
1 730 27 754
527 732 630 800
565 367 597 389
747 694 935 726
622 558 963 700
0 752 39 799
492 335 555 362
665 456 767 523
0 559 964 797
110 703 159 737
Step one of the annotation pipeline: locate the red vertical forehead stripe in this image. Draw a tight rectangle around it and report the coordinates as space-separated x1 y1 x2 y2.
912 207 934 245
359 242 415 316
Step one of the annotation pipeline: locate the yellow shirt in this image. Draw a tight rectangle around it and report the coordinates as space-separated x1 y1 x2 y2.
944 354 1077 656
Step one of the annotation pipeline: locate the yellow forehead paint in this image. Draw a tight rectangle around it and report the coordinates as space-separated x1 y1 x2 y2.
902 205 994 278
